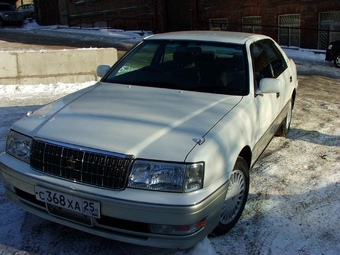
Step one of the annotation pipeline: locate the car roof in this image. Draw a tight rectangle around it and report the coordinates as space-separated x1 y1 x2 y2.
144 31 270 44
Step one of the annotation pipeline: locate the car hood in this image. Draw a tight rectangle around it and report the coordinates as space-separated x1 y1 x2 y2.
14 82 242 161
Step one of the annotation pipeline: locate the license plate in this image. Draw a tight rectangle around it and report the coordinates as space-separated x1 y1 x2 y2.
35 186 100 218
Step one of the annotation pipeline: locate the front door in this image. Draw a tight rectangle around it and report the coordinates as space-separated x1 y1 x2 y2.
250 40 289 160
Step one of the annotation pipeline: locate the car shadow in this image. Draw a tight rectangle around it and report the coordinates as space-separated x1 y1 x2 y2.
287 128 340 147
222 182 340 254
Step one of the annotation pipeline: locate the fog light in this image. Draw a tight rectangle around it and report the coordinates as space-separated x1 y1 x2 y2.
1 178 15 193
150 219 206 235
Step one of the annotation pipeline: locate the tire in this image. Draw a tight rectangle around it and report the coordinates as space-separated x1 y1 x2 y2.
276 99 292 137
334 52 340 68
211 157 249 236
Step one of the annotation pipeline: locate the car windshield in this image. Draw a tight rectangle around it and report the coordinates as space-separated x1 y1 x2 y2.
0 4 15 11
103 40 248 95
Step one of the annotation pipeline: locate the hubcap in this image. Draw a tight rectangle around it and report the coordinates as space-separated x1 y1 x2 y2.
286 102 292 130
336 55 340 67
220 170 246 224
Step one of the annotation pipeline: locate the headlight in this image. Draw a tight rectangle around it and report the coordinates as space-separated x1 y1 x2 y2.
128 160 204 193
328 44 333 50
6 131 32 163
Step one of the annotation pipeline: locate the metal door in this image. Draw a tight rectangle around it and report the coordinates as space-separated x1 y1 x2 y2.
278 14 300 47
164 0 192 31
318 12 340 49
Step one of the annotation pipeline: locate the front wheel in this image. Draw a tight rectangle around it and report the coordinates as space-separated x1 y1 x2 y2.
334 53 340 68
211 157 249 236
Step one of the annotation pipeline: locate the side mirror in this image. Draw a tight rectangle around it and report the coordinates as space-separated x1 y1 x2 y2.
96 65 110 78
256 78 281 96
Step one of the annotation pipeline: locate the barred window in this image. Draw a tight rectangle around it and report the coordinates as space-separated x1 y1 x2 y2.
242 16 262 34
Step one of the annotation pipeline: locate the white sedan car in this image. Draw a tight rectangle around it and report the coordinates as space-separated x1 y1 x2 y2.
0 31 297 249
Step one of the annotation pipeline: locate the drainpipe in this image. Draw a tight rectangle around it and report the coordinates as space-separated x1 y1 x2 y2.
194 0 198 29
153 0 158 33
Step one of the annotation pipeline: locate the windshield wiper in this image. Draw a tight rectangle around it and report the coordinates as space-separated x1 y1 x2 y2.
131 81 180 89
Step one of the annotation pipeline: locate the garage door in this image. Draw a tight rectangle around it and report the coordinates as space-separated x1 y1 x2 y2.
318 11 340 49
278 14 300 47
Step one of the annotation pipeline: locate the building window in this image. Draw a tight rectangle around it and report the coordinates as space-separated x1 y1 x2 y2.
209 18 228 31
318 11 340 49
278 14 300 47
242 16 262 34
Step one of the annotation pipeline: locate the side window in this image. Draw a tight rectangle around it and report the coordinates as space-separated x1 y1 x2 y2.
162 43 181 63
262 40 287 77
115 43 159 75
251 42 273 87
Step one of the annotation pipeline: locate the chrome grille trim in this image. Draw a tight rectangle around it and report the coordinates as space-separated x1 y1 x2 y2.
30 138 133 190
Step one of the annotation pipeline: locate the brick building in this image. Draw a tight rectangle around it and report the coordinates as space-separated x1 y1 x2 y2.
1 0 16 5
15 0 33 6
34 0 340 49
1 0 32 6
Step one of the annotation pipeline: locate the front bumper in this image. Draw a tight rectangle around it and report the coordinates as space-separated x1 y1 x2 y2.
2 14 23 23
325 50 334 61
0 154 227 249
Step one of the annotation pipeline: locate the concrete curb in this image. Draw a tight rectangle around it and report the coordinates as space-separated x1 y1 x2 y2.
0 48 117 85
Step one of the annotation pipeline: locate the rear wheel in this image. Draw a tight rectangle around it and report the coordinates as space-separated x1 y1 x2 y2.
211 157 249 236
334 53 340 68
276 99 292 137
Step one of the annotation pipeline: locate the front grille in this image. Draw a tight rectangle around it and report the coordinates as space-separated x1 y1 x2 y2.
30 139 133 190
97 216 149 233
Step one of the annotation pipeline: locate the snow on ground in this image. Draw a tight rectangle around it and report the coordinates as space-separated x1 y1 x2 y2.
0 22 339 255
1 20 151 51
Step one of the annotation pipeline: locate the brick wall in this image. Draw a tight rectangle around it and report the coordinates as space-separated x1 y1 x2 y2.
35 0 340 48
194 0 340 48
